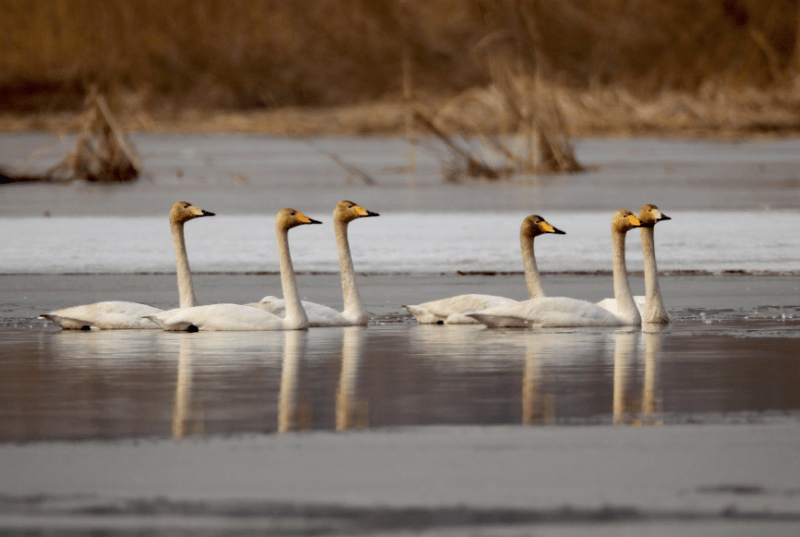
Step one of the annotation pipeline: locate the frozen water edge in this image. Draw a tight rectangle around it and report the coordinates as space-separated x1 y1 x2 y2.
2 210 799 275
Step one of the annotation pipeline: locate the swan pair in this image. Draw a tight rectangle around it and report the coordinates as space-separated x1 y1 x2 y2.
246 200 379 327
595 204 671 324
145 200 379 331
406 205 670 328
41 201 214 330
402 215 565 324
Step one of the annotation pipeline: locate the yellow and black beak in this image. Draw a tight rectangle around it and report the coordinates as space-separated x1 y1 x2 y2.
355 205 380 218
191 206 215 217
543 221 566 235
296 211 323 225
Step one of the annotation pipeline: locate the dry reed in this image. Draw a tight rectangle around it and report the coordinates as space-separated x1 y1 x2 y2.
2 88 143 183
1 0 799 139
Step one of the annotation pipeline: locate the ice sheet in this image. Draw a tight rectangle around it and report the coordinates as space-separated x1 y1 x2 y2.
3 210 798 274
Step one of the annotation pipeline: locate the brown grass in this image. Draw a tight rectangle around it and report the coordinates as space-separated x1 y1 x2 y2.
2 88 143 183
2 0 800 137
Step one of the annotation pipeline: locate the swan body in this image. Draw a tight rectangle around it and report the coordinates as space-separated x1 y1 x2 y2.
248 200 378 327
467 210 645 328
40 201 214 330
42 302 164 330
468 296 635 328
402 215 565 324
596 204 671 323
145 208 320 331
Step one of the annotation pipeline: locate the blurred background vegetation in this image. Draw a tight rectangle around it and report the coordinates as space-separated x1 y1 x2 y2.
2 0 800 135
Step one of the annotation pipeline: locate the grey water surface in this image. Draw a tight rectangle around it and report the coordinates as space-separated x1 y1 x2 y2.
2 134 800 535
2 134 800 442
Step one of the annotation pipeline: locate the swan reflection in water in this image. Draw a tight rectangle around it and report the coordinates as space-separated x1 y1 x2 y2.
487 325 667 427
173 334 201 438
278 326 369 432
44 321 668 437
613 325 668 426
169 324 666 434
278 330 307 432
336 327 369 430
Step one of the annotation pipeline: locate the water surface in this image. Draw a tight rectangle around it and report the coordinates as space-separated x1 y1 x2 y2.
2 319 798 443
1 134 799 445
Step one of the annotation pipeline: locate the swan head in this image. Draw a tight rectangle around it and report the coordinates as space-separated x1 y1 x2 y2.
639 204 671 227
334 200 380 223
521 215 566 238
276 208 323 230
170 201 215 223
612 209 644 233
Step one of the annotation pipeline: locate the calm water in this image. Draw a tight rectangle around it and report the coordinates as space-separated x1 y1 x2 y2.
2 319 798 442
2 134 800 444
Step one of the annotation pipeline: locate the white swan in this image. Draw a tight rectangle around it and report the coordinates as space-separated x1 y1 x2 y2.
466 210 645 328
596 204 671 323
247 200 379 327
40 201 214 330
402 215 566 324
144 208 320 331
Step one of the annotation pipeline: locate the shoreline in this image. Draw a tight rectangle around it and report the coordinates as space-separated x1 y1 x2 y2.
3 98 800 140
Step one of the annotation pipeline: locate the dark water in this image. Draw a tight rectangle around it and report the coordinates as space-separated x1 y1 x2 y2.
2 319 799 443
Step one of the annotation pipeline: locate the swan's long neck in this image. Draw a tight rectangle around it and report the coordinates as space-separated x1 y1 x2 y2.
611 230 641 324
276 225 308 329
640 227 669 323
171 221 197 308
335 220 368 323
520 233 545 299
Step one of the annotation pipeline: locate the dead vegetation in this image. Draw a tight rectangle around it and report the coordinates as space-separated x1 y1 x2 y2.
46 88 142 183
1 88 142 184
2 1 800 145
3 0 800 110
412 27 584 181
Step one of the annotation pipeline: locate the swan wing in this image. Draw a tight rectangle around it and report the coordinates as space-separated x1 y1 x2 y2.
468 297 634 328
403 294 519 324
42 301 162 330
596 296 647 316
146 303 291 331
249 298 354 327
249 296 285 315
